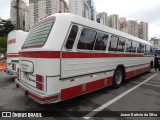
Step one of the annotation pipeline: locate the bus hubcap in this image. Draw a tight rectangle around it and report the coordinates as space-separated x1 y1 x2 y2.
115 71 122 84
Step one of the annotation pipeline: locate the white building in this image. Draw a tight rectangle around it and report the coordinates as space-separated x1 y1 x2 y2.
69 0 90 19
29 0 68 28
96 12 108 26
119 17 127 33
150 38 160 53
108 14 119 30
150 38 160 47
127 20 138 37
25 7 30 31
138 22 148 41
10 0 29 31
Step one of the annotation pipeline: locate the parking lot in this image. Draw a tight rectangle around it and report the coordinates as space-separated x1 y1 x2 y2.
0 70 160 120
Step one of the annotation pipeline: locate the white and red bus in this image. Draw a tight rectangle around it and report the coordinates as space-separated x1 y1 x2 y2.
7 30 28 75
15 13 153 104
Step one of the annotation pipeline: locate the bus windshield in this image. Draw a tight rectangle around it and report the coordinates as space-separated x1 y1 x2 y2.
22 17 55 48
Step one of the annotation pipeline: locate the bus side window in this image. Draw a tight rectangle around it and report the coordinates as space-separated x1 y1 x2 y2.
94 32 109 51
137 42 140 53
150 46 153 55
117 37 126 52
126 39 132 53
146 45 150 54
142 44 145 53
145 45 147 53
144 44 148 55
77 28 97 50
109 35 119 52
139 43 145 53
131 41 137 53
65 25 79 50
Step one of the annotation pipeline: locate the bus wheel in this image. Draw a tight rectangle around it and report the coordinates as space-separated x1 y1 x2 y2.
112 67 123 89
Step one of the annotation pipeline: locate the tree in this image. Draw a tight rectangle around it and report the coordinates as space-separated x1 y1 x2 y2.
0 37 7 49
0 19 14 36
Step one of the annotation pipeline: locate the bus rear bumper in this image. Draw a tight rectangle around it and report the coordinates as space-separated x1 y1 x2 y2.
15 78 60 104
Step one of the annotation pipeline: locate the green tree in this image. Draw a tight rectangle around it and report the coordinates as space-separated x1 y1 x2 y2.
0 19 14 53
0 19 14 36
0 37 7 49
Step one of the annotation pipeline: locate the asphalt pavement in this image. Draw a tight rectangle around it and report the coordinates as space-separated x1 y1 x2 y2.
0 70 160 120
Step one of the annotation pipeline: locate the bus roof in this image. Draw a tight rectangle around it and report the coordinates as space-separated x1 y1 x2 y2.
45 13 151 45
7 30 28 53
25 13 151 51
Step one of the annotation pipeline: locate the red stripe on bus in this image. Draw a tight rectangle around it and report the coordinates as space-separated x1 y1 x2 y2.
61 77 113 101
62 52 144 58
61 67 149 101
61 85 83 100
107 76 113 85
85 79 105 93
7 55 19 57
17 66 149 102
126 67 149 79
19 52 60 58
19 51 144 58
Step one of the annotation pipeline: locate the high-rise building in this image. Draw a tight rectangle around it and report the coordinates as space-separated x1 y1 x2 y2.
25 7 30 31
119 17 128 33
10 0 30 31
69 0 90 19
96 12 108 26
127 20 138 37
86 0 96 21
29 0 68 28
138 22 148 41
108 14 119 30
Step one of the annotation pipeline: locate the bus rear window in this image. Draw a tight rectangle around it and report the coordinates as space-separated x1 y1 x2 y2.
22 17 55 48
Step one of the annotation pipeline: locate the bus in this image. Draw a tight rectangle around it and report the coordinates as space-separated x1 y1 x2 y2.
7 30 28 75
154 49 160 56
15 13 153 104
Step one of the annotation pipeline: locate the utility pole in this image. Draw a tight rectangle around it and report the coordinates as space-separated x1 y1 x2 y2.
16 0 20 30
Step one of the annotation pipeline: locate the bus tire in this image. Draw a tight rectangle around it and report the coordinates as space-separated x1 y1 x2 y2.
112 67 124 89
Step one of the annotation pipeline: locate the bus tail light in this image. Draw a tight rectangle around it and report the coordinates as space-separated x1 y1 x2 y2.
12 63 15 70
36 74 45 91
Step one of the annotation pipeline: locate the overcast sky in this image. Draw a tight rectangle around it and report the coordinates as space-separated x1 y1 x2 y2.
0 0 160 39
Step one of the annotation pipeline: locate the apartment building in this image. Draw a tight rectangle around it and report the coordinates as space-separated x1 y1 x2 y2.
138 22 148 41
127 20 138 37
29 0 68 28
108 14 119 30
119 17 128 33
69 0 90 19
96 12 108 26
10 0 30 31
86 0 96 21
